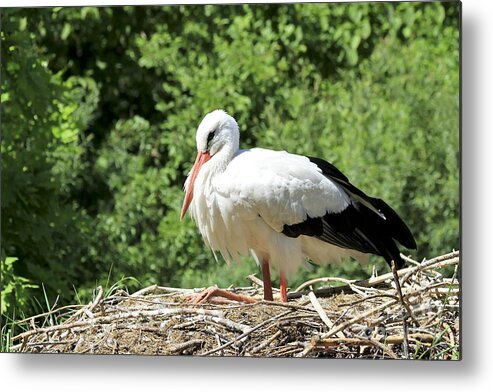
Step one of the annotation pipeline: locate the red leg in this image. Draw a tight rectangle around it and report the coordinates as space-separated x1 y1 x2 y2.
280 271 288 302
261 258 273 301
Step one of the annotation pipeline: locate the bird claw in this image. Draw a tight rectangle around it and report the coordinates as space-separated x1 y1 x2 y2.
186 287 217 304
185 286 257 304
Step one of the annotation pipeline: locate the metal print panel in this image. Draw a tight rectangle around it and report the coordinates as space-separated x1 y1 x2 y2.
1 1 460 359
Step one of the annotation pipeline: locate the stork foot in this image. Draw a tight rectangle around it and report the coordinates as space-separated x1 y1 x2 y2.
186 286 257 304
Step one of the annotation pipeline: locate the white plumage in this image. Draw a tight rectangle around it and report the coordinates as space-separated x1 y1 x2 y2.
181 109 416 302
188 147 365 275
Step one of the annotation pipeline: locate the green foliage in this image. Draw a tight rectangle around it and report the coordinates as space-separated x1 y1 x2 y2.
1 3 460 332
1 256 38 315
1 9 92 316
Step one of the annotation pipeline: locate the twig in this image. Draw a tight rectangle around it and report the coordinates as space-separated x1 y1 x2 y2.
309 336 398 359
391 260 410 359
200 309 294 356
269 345 304 357
64 286 104 324
15 304 86 325
338 293 398 308
249 330 283 354
13 307 223 342
247 274 264 287
170 339 204 354
130 285 194 297
295 277 353 293
298 335 398 359
401 252 459 284
321 299 397 339
202 316 251 334
288 253 459 299
399 253 421 266
308 291 345 338
258 299 314 312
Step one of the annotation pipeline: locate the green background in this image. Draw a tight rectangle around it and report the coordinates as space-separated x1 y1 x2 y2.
1 2 459 341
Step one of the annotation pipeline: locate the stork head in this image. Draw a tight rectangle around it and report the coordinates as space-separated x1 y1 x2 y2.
180 109 240 220
195 109 240 156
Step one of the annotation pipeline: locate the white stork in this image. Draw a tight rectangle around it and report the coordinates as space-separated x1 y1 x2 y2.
180 110 417 303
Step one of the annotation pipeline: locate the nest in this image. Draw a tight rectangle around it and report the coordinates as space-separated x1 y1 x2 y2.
11 251 460 359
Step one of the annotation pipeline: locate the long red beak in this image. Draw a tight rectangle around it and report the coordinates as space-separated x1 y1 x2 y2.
180 151 211 220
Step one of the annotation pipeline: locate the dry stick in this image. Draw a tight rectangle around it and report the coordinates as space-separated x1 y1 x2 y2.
269 345 304 357
78 333 109 354
110 296 189 307
20 339 79 348
202 316 251 334
247 274 264 287
400 253 421 266
214 334 224 356
44 285 105 345
321 299 397 339
277 313 331 323
338 293 399 308
129 285 159 297
112 324 169 334
83 309 95 319
295 277 354 293
200 309 294 356
258 299 314 312
310 337 398 359
15 304 86 325
63 286 104 325
366 338 399 359
312 333 435 346
391 260 410 359
305 331 435 359
130 285 195 297
11 326 102 351
431 288 460 296
249 330 283 354
401 254 459 285
391 333 435 345
288 252 459 299
12 307 224 342
348 283 370 297
308 291 345 338
398 281 459 304
170 339 204 354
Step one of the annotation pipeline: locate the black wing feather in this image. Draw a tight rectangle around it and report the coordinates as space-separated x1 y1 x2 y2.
282 156 417 269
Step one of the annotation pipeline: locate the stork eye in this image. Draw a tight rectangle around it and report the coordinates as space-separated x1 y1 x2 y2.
207 130 215 147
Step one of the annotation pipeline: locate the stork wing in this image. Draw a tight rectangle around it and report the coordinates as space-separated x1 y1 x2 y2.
282 156 417 268
307 156 417 251
215 149 416 268
214 148 351 232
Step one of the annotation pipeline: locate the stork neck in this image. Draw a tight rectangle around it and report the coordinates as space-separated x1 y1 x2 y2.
209 144 236 174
